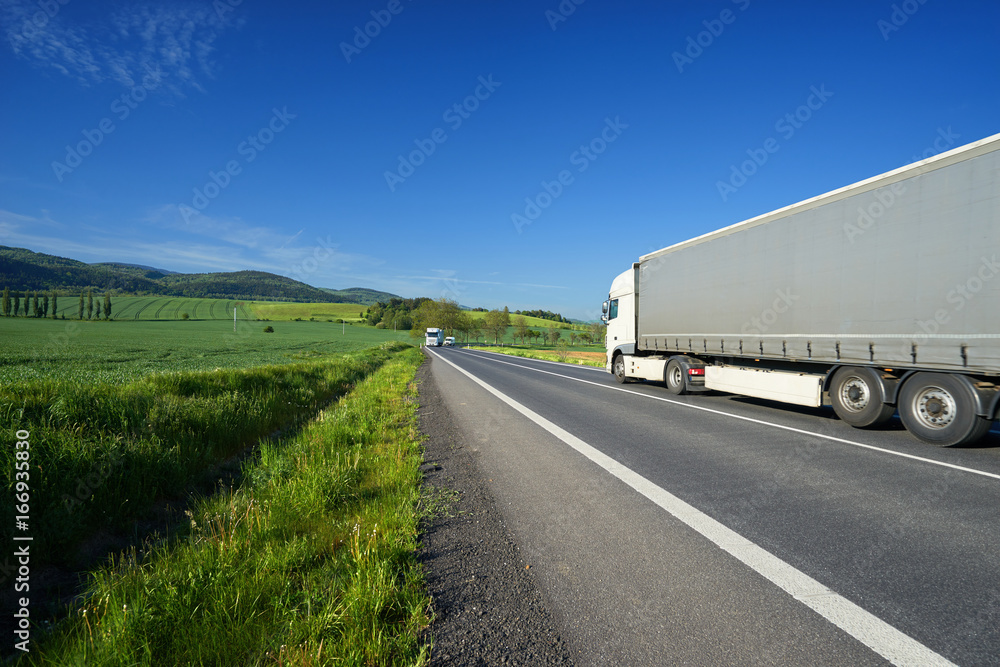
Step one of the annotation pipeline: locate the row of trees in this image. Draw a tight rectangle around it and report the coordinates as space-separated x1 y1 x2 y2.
512 309 571 324
1 288 112 320
364 297 431 330
404 298 605 345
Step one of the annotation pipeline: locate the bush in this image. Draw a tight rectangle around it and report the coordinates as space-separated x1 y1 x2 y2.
181 313 190 320
263 325 274 333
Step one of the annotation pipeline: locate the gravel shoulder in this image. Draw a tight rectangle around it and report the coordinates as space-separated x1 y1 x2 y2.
416 357 574 666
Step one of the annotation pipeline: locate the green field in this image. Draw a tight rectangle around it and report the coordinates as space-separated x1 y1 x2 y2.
46 295 256 321
248 301 367 322
0 317 410 384
0 316 432 664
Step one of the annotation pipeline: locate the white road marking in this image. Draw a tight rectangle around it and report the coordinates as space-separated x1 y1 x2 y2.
457 348 1000 482
429 348 958 666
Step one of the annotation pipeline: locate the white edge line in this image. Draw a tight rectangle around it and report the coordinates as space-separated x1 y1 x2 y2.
429 348 958 667
456 348 1000 482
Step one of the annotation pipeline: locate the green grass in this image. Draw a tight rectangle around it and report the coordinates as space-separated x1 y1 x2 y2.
468 345 607 367
0 345 406 566
1 316 436 663
248 301 368 322
0 317 411 384
21 345 431 665
47 296 253 321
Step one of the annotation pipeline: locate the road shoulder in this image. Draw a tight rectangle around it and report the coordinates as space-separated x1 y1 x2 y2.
416 356 574 665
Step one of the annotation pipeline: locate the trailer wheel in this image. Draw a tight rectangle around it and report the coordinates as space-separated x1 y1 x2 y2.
829 367 895 428
665 358 688 395
898 373 992 446
612 354 629 384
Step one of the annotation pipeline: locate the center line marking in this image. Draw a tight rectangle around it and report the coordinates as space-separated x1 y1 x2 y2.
429 348 958 666
456 348 1000 482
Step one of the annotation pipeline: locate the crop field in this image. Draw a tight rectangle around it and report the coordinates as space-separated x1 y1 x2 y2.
47 296 255 321
248 301 367 322
0 315 431 663
0 317 410 384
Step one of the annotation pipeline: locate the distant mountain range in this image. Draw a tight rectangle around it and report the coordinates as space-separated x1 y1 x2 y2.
0 246 400 305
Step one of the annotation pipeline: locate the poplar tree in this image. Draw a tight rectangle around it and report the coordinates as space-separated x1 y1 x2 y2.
51 292 58 319
103 292 112 320
32 292 40 318
42 294 49 318
87 290 94 320
2 287 9 317
79 292 84 319
13 292 20 317
96 301 102 319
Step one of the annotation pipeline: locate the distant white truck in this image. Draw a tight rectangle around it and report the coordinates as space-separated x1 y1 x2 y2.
425 327 444 347
603 133 1000 447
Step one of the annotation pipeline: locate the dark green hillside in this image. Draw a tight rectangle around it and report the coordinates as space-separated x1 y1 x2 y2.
0 246 159 293
157 270 340 301
0 246 380 303
319 286 401 305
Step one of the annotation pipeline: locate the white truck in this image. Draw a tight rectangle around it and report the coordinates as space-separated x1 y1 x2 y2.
603 133 1000 446
425 327 444 347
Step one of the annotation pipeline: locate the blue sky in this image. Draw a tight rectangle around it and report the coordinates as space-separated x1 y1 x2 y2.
1 0 997 320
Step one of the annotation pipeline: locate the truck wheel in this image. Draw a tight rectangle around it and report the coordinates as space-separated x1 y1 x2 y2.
612 354 629 384
898 373 992 446
665 358 688 395
829 366 895 428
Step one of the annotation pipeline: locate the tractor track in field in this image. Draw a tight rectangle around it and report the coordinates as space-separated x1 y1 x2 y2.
133 298 157 320
153 299 176 319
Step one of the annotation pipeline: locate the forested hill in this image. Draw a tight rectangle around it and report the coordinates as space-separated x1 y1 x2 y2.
0 246 398 304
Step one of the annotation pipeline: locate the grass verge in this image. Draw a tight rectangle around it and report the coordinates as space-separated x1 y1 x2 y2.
24 345 430 665
467 346 606 368
1 345 401 564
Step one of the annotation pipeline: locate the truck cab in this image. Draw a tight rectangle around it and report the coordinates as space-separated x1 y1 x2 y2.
603 265 638 374
425 328 444 347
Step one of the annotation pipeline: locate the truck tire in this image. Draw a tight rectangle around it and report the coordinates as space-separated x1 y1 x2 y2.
612 354 629 384
829 366 895 428
665 358 688 395
898 373 993 446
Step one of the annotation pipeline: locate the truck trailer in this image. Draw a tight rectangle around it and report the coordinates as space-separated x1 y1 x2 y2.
603 133 1000 447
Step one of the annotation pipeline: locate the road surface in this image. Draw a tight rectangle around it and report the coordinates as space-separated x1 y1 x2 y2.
421 347 1000 666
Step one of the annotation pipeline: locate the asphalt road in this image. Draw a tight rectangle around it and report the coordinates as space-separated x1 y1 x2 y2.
422 346 1000 667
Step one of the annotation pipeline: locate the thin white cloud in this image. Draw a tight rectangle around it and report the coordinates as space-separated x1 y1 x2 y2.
397 274 569 290
0 207 385 289
1 0 240 95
